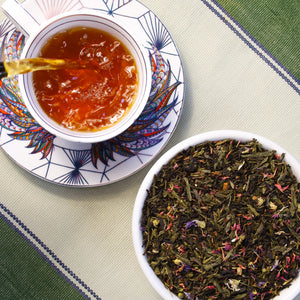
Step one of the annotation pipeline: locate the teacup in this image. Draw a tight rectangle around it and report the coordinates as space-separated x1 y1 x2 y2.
2 0 152 143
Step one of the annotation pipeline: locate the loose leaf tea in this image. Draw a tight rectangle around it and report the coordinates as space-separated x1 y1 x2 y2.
141 139 300 299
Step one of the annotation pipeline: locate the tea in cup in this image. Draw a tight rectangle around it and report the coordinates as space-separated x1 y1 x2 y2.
2 1 152 143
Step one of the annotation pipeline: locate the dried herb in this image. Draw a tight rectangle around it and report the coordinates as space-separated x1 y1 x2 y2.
141 139 300 299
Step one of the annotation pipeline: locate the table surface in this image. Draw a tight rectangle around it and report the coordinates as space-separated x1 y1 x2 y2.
0 0 299 299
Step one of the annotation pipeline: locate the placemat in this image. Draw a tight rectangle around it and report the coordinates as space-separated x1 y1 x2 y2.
0 0 299 299
216 0 300 81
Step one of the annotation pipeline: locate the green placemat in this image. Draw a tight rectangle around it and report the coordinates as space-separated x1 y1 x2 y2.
215 0 300 81
0 216 85 299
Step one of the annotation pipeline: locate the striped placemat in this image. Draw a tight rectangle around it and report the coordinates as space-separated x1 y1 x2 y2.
0 0 298 299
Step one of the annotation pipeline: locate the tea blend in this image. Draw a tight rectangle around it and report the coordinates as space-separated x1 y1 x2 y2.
141 139 300 299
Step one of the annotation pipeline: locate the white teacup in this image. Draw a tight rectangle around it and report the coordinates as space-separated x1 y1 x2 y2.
2 0 152 143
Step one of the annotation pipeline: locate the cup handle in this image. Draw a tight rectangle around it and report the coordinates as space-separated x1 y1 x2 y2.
2 0 40 38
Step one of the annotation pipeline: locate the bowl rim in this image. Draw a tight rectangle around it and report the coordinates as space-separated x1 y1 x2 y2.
132 129 300 300
18 9 152 143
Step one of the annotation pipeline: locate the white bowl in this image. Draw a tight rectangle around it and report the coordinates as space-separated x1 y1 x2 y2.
132 130 300 300
19 9 152 143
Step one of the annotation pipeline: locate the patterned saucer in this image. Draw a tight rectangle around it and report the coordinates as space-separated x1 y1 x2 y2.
0 0 184 187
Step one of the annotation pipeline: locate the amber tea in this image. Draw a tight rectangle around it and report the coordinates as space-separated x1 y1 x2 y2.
32 26 138 132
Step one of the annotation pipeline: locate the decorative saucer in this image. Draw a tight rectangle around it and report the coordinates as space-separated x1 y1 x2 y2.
0 0 184 187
